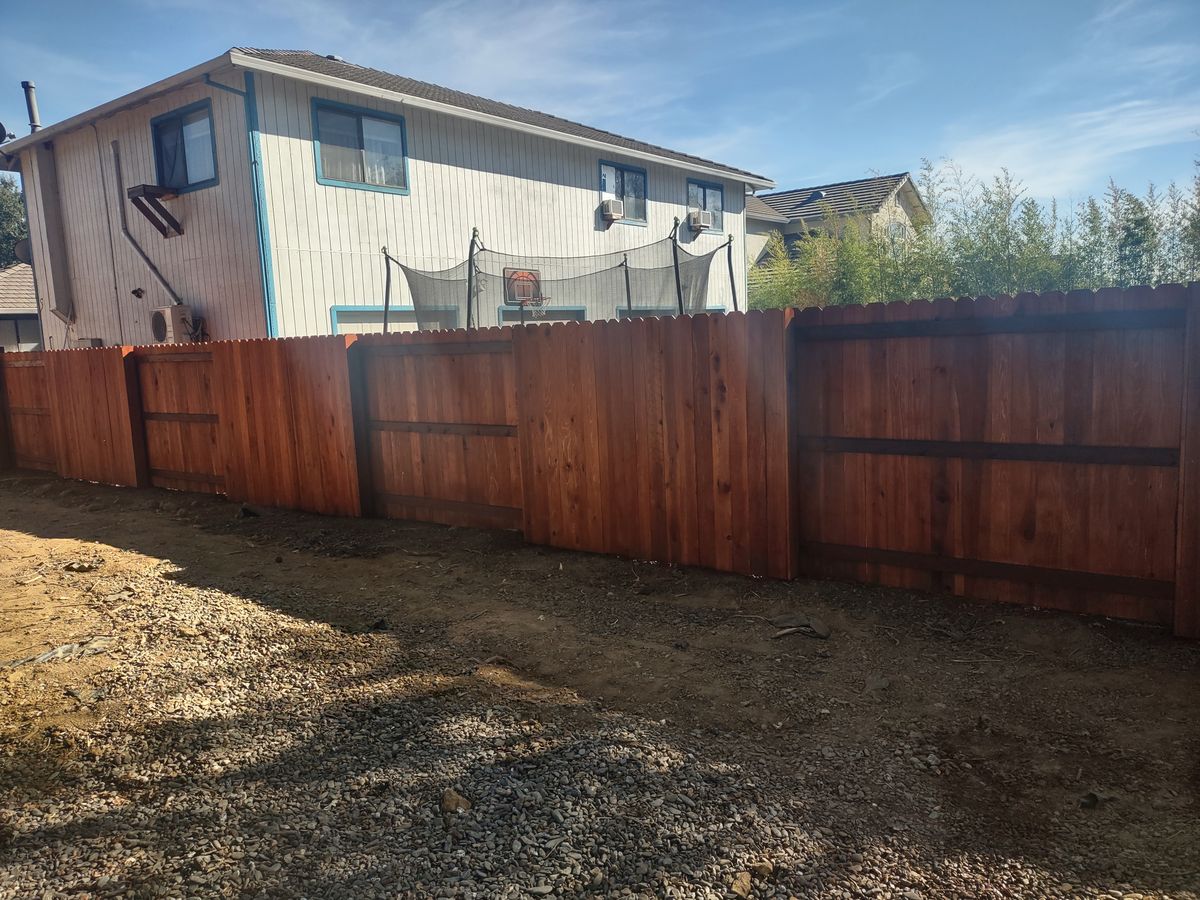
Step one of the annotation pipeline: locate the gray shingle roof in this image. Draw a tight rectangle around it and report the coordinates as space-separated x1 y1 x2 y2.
0 263 36 313
745 194 789 224
756 173 910 221
237 49 770 184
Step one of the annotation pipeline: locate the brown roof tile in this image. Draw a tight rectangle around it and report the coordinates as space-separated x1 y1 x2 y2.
0 263 36 313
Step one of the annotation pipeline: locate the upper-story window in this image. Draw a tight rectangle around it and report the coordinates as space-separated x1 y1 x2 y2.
687 180 724 232
312 99 409 194
152 100 218 193
600 161 647 223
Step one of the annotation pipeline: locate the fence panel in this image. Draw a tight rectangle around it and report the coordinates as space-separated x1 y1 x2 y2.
44 347 147 487
355 328 522 529
0 351 56 472
791 285 1188 627
513 310 792 578
133 346 223 494
210 336 361 517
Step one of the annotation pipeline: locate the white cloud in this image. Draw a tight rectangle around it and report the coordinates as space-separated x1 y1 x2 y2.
946 97 1200 198
853 52 920 109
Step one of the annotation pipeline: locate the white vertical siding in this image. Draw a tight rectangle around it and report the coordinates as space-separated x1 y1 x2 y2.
255 73 749 336
19 151 70 349
21 77 266 345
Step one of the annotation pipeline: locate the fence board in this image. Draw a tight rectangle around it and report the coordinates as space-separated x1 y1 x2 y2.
792 284 1190 628
42 348 146 487
0 352 56 472
357 328 521 529
514 310 792 578
211 336 360 517
133 346 223 493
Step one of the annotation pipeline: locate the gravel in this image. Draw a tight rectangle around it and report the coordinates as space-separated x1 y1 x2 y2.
1 497 1197 898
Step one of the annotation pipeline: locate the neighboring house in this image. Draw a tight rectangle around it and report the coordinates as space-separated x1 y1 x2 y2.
747 173 927 263
0 262 41 351
1 48 772 347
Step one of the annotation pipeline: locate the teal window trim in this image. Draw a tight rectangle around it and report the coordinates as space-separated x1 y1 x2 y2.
617 306 726 319
686 178 725 235
330 304 458 334
150 98 219 194
312 98 410 196
498 305 587 323
599 159 648 225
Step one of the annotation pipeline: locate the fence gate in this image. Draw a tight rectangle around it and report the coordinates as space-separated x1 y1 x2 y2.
353 330 523 529
0 352 55 472
133 346 224 494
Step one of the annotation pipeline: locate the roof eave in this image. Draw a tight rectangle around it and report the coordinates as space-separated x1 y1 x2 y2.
747 208 789 224
1 51 237 156
229 50 775 189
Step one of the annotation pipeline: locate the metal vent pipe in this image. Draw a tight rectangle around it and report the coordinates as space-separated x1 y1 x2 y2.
21 81 41 132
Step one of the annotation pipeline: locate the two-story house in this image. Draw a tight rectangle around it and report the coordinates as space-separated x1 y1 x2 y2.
2 49 773 347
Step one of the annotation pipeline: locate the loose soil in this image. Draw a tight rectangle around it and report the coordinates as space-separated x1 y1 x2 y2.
1 474 1197 898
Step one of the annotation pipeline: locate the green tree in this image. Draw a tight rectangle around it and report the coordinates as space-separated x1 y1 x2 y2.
0 175 28 268
1115 194 1158 287
747 155 1200 312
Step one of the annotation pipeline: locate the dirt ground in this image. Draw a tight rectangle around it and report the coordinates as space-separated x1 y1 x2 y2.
1 473 1198 899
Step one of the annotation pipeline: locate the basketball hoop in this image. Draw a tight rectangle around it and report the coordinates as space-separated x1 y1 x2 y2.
503 268 551 308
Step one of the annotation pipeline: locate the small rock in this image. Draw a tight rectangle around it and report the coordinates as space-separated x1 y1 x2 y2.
748 859 774 879
731 871 752 897
440 788 471 814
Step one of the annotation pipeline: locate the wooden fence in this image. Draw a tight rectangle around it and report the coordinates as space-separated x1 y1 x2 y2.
2 284 1198 638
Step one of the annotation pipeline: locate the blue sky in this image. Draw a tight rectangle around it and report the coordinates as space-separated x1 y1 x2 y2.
2 0 1198 203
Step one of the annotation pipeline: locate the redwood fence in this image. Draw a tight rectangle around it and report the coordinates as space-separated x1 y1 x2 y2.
2 284 1198 638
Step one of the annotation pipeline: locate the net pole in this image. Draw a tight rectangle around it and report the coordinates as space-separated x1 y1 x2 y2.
381 245 392 334
726 234 738 313
670 218 684 316
622 253 633 312
465 227 478 330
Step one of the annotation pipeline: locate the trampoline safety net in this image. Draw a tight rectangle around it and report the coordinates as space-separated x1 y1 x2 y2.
391 236 726 331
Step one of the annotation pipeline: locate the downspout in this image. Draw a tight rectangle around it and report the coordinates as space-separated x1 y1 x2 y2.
15 176 48 348
92 125 127 340
205 72 277 337
110 139 183 307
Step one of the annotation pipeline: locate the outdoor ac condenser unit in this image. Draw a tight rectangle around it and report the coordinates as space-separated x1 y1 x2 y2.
601 198 625 222
151 305 192 343
688 209 714 231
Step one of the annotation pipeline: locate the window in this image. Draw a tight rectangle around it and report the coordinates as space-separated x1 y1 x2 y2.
330 306 458 333
617 307 678 320
499 307 586 324
617 307 725 320
599 161 647 223
313 99 408 193
687 180 724 232
151 100 218 193
886 221 911 242
0 316 42 351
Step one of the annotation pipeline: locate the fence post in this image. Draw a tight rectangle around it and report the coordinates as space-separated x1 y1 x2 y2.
0 348 11 471
119 347 151 488
345 334 376 518
1175 281 1200 638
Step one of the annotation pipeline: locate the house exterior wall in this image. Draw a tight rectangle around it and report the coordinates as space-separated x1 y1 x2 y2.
18 75 266 347
746 218 780 265
254 73 748 336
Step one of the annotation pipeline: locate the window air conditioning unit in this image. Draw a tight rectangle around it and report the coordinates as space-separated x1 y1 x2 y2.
688 209 714 231
151 305 193 343
601 198 625 222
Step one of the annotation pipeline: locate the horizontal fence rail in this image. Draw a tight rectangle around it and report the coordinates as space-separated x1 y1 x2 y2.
1 284 1198 637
